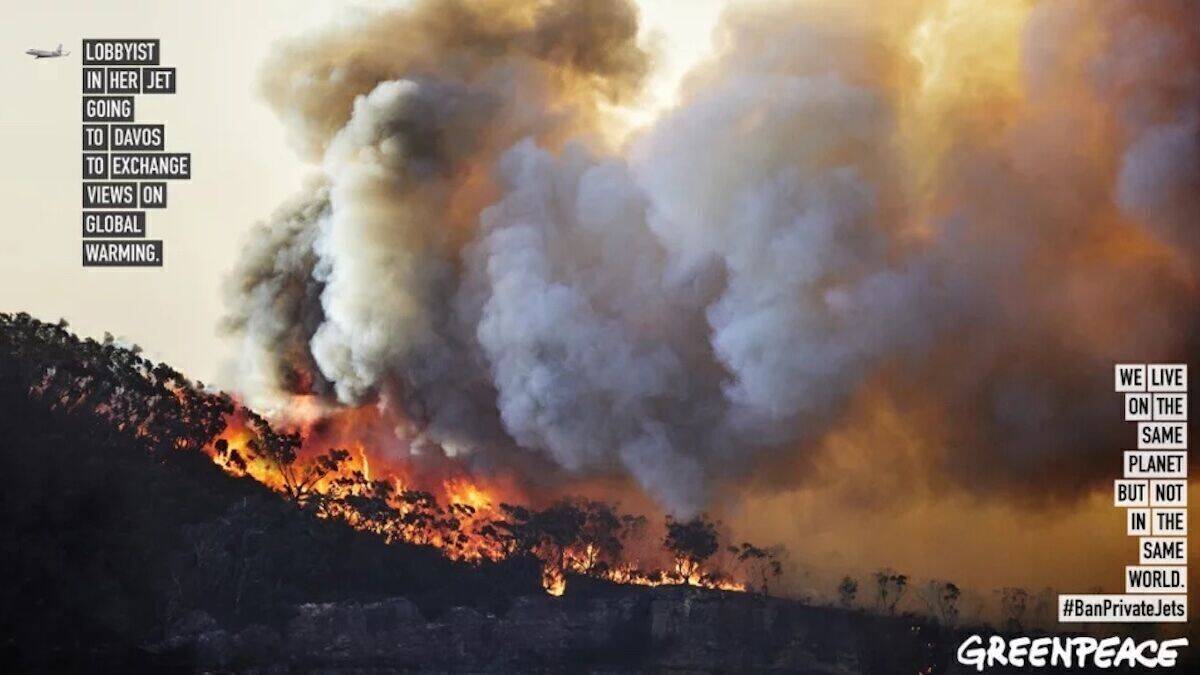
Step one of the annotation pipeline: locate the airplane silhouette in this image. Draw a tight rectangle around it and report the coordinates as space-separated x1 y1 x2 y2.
26 44 69 59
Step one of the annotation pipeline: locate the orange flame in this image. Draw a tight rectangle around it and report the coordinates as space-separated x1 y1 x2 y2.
204 402 750 596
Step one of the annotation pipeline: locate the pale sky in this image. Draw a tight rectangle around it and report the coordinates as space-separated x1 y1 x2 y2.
0 0 724 386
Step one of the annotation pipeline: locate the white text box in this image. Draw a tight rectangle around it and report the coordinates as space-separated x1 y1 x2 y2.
1127 508 1150 535
1150 480 1188 507
1115 480 1149 507
1116 364 1147 392
1139 537 1187 564
1124 450 1187 478
1126 566 1188 593
1125 393 1152 421
1152 508 1187 535
1137 422 1186 449
1153 393 1187 421
1147 364 1187 393
1058 594 1186 623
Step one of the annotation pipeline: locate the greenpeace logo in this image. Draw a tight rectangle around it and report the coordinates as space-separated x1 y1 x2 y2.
957 635 1187 670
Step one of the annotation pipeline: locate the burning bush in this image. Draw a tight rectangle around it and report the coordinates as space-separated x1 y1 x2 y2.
1 313 781 599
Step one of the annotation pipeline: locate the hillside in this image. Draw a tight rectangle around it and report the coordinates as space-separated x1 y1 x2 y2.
5 312 1168 673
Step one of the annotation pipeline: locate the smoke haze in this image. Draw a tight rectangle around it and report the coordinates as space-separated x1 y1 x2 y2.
224 0 1198 562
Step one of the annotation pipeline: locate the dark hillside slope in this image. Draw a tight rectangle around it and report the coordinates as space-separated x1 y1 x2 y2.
10 313 1180 673
0 314 540 670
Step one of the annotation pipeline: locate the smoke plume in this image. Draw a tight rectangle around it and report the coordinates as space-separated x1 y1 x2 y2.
225 0 1199 518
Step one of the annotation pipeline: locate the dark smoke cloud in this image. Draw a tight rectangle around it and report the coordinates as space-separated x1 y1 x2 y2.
225 0 1199 515
222 183 330 398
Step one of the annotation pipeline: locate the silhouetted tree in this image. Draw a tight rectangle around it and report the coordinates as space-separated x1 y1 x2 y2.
917 580 960 626
874 569 908 615
999 587 1028 632
0 312 234 454
728 542 783 594
664 515 720 581
837 576 858 608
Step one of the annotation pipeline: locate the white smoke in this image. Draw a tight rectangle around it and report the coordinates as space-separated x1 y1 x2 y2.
226 0 1199 514
456 57 934 511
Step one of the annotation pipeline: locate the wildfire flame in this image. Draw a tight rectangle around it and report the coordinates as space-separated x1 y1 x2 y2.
204 403 749 596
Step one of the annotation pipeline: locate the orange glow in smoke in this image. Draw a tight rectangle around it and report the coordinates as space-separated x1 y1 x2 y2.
204 401 748 596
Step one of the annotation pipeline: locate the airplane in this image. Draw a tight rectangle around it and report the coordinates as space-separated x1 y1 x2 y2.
26 44 69 59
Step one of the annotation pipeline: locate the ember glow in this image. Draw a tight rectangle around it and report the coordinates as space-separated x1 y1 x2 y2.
203 403 751 595
205 405 514 564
